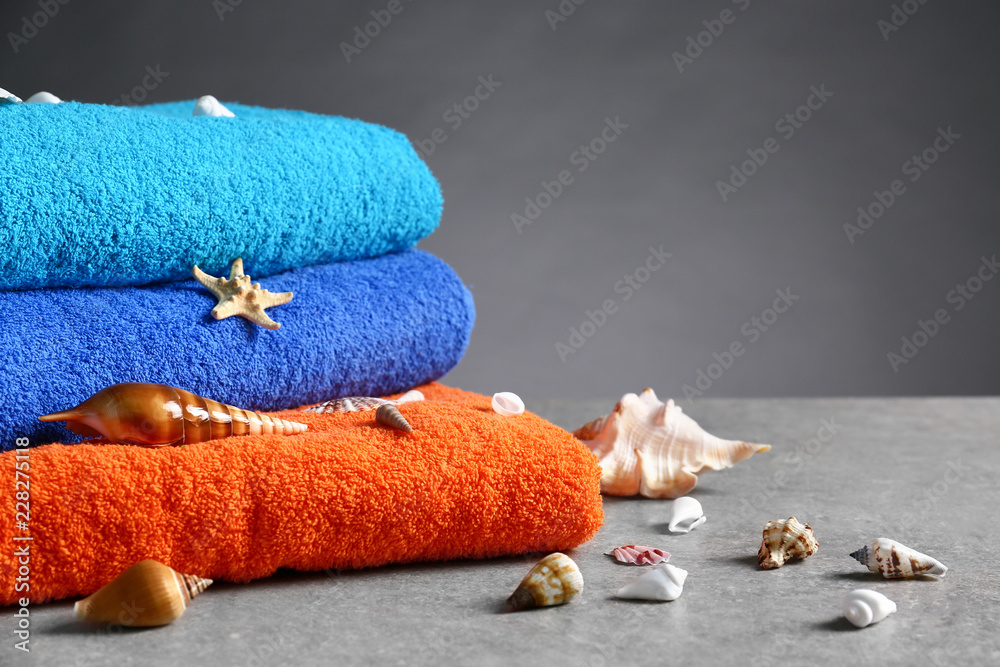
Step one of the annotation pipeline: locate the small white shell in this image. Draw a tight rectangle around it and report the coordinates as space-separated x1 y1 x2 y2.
616 563 688 602
396 389 425 404
1 88 23 105
842 589 896 628
26 91 61 104
492 392 524 417
193 95 235 118
666 496 706 533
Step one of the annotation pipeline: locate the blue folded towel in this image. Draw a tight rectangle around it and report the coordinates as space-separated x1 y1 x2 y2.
1 250 474 449
0 100 441 290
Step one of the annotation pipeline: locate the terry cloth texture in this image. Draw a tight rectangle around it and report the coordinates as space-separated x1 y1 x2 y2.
1 250 474 450
0 384 604 606
0 99 442 290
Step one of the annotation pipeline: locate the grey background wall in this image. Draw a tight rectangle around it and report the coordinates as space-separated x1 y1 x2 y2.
2 0 997 399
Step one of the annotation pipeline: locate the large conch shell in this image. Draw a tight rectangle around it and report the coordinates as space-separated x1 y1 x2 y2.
849 538 947 579
758 517 819 569
842 589 896 628
39 382 307 446
75 560 212 627
507 553 583 611
572 388 771 498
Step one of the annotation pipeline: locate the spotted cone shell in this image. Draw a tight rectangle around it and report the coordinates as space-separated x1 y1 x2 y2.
507 553 583 611
849 538 947 578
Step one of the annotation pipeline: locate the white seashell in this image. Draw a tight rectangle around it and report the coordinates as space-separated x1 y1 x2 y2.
849 538 947 579
573 388 771 498
395 389 424 404
666 496 706 533
193 95 235 117
26 91 61 104
616 563 688 602
1 88 23 105
492 392 524 417
842 589 896 628
507 553 583 610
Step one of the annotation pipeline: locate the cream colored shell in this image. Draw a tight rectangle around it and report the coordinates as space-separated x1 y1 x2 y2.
573 388 771 498
849 538 947 579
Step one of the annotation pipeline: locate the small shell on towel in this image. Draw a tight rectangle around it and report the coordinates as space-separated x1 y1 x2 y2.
573 388 770 498
26 91 60 104
74 560 212 627
39 382 308 447
303 390 424 414
666 496 706 533
0 88 22 105
758 517 818 569
611 545 669 566
396 389 425 404
193 94 235 117
849 538 947 579
492 392 525 417
507 553 583 611
192 258 292 330
375 404 413 434
842 589 897 628
616 563 688 602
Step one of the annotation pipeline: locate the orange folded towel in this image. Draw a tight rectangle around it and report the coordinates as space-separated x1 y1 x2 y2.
0 384 603 605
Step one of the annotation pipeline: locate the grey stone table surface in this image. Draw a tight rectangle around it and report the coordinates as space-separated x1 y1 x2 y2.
6 398 999 667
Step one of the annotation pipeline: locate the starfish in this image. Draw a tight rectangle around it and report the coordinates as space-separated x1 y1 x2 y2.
192 258 293 330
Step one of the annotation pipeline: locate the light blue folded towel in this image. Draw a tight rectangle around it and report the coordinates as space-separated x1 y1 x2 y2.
0 100 441 290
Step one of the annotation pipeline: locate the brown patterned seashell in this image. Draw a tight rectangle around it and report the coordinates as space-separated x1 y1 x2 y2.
507 553 584 611
39 382 308 447
302 389 425 414
758 517 819 569
74 560 212 627
849 538 947 579
573 388 771 498
375 404 413 434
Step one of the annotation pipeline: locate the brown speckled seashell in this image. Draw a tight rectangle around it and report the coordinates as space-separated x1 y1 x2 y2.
758 517 818 569
849 538 947 578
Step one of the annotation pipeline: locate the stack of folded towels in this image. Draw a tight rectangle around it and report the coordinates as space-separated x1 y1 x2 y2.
0 98 475 447
0 96 602 606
